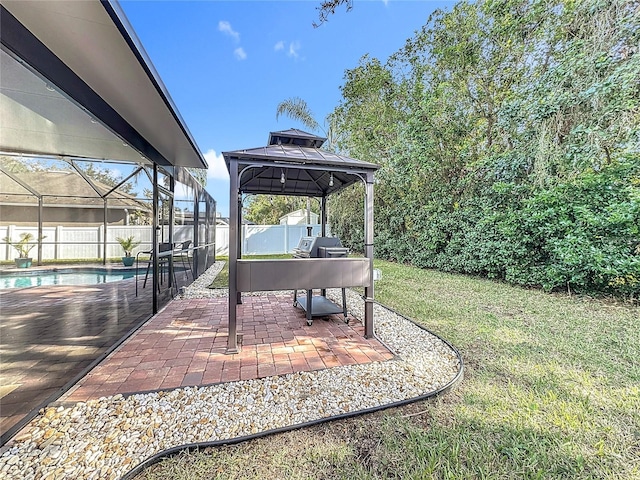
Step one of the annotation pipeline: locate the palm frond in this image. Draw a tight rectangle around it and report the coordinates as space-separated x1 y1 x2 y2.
276 97 321 132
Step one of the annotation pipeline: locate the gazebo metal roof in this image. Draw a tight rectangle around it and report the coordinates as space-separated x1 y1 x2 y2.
268 128 327 148
223 129 379 197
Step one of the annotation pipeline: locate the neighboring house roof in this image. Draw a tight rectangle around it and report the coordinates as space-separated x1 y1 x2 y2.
0 170 150 210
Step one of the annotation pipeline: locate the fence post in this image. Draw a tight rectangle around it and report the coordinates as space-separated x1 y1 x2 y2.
97 225 103 259
5 225 15 261
284 223 289 253
55 225 63 260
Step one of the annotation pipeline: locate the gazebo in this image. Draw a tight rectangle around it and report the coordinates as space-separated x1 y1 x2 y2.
223 129 379 353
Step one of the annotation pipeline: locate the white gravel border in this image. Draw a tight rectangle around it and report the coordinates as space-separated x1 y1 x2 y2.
0 262 462 480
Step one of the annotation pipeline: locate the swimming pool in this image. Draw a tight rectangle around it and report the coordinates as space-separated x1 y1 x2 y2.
0 268 136 289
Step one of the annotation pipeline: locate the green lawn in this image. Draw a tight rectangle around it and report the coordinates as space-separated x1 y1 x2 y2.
208 255 292 289
136 259 640 480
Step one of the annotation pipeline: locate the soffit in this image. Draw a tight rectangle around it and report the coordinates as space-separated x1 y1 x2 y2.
0 1 206 169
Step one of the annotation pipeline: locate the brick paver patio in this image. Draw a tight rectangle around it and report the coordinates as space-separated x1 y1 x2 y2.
60 294 394 404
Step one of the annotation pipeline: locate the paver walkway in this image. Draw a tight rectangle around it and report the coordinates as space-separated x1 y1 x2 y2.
61 294 394 403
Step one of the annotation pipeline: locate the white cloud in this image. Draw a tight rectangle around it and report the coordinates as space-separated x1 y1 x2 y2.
218 20 240 42
287 41 301 59
174 181 192 202
204 149 229 180
234 47 247 61
274 40 302 60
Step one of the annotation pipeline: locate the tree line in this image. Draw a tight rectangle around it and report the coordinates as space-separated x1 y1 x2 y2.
326 0 639 299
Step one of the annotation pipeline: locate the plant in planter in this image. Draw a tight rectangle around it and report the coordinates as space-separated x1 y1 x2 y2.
116 235 141 267
2 232 38 268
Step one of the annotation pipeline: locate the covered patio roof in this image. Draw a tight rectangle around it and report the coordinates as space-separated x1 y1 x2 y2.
0 0 206 169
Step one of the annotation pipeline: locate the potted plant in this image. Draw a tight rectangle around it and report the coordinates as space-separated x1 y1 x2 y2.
3 232 38 268
116 235 141 267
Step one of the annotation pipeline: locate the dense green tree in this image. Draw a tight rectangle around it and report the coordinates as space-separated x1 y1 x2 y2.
244 195 314 225
328 0 640 298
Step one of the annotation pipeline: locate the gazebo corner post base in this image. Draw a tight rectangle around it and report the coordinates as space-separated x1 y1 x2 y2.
364 294 374 338
227 282 239 353
225 331 240 355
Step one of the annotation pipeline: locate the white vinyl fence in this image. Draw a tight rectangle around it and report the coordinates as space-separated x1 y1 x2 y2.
215 224 323 256
1 224 324 261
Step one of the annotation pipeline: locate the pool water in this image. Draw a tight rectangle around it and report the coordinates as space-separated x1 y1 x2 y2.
0 269 136 289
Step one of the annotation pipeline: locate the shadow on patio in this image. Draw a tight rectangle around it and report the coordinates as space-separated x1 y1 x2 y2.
0 267 188 445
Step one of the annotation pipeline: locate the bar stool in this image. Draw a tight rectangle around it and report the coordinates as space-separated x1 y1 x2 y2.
173 240 194 281
135 242 173 295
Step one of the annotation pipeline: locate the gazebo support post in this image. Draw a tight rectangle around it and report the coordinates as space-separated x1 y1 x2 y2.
236 190 242 305
364 171 375 338
321 196 327 237
321 195 327 297
227 159 240 353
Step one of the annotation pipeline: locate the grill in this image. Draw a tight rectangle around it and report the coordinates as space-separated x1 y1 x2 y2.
292 236 348 259
292 236 349 325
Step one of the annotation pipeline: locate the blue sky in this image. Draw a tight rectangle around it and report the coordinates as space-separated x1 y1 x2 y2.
120 1 455 216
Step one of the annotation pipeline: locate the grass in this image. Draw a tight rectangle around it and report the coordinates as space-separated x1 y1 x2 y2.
208 255 293 289
135 259 640 480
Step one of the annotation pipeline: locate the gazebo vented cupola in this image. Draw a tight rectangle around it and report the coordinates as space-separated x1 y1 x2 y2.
223 129 379 353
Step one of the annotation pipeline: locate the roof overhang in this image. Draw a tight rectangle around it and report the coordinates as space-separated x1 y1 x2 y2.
0 1 207 169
